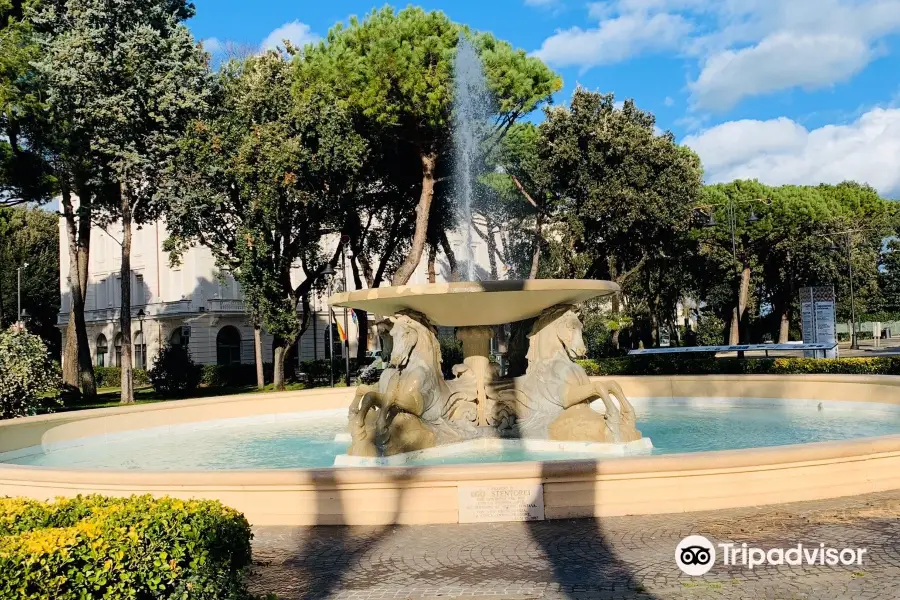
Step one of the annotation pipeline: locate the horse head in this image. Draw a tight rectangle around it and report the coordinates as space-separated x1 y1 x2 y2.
527 304 586 363
386 316 418 368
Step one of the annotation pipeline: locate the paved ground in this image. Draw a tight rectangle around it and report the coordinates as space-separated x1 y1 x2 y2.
249 490 900 600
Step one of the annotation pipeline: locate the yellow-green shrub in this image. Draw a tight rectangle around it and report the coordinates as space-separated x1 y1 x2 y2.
0 495 252 599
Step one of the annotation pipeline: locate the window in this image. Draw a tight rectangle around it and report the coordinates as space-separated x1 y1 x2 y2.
134 331 147 370
216 326 242 366
114 333 123 366
96 335 108 367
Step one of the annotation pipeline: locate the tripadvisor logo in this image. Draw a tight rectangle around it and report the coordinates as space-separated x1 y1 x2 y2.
676 535 868 576
676 535 716 576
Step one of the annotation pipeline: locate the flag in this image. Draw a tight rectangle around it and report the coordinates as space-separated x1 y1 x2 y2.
331 308 347 342
350 308 358 325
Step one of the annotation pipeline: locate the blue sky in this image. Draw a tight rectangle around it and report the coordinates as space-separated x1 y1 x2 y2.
190 0 900 197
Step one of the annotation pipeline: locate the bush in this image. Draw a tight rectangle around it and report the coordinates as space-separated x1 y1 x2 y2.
695 314 726 346
577 355 900 376
149 344 202 397
199 363 273 388
299 358 374 386
437 335 463 379
0 494 253 599
94 366 150 388
0 325 60 419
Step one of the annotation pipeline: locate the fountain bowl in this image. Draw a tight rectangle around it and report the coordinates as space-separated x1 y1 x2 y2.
328 279 619 326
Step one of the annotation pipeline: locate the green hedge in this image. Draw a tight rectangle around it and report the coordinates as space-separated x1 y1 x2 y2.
299 358 374 386
0 494 252 599
198 364 274 388
94 366 150 388
577 356 900 376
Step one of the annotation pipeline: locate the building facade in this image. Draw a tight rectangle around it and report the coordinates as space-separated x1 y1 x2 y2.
58 212 507 372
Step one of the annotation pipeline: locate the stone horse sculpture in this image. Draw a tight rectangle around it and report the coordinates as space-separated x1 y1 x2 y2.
348 310 476 457
494 304 641 443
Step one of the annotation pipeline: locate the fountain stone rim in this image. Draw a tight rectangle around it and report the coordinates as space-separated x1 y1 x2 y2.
327 279 620 327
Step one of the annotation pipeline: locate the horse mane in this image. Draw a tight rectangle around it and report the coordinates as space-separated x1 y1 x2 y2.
526 304 577 363
394 309 442 370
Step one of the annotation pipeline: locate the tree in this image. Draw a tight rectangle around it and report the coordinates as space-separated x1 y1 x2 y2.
166 51 367 389
298 7 560 286
535 88 703 347
1 1 100 397
32 0 210 402
0 206 60 354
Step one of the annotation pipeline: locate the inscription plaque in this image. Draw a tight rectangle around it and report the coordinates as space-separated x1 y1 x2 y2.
458 483 545 523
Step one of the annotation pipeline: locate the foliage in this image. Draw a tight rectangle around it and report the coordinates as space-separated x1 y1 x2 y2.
298 6 560 286
299 358 375 386
577 356 900 376
0 205 60 355
32 0 211 403
199 364 273 389
0 494 253 599
93 367 149 389
0 324 60 419
149 344 202 397
695 314 727 346
0 0 56 206
167 49 366 389
436 334 464 379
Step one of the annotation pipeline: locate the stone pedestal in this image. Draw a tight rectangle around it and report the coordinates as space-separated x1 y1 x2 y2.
456 326 494 426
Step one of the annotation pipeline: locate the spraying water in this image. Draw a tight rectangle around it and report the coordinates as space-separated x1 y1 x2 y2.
452 36 492 282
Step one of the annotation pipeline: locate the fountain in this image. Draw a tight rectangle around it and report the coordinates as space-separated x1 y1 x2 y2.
331 281 649 464
331 38 648 464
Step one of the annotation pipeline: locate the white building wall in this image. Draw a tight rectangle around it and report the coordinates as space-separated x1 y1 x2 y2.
59 205 504 371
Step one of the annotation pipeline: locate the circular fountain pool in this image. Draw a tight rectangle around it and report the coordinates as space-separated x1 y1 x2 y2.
4 397 899 471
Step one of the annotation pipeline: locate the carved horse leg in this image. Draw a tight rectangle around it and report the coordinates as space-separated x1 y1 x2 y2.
604 380 642 442
348 388 389 457
374 389 433 454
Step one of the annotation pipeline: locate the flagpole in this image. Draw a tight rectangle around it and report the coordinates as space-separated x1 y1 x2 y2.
341 244 351 384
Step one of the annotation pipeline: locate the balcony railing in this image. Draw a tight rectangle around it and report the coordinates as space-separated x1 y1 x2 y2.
57 299 195 325
206 299 246 313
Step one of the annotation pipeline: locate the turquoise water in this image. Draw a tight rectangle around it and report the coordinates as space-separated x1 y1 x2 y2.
2 399 899 470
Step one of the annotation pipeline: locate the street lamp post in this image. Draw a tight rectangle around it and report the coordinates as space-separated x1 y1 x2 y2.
341 239 351 385
822 230 867 351
17 262 29 324
695 198 770 358
321 263 336 387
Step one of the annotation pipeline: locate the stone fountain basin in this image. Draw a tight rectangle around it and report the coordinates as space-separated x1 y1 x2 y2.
328 279 619 326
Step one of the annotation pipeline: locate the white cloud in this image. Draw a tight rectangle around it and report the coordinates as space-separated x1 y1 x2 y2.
535 0 900 111
664 96 675 106
690 33 873 110
201 37 223 54
261 21 320 52
683 108 900 196
534 12 691 68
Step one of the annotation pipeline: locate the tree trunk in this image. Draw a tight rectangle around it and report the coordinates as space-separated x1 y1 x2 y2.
119 200 134 404
273 342 290 391
729 266 752 345
484 216 498 280
60 187 96 397
529 211 542 280
778 306 790 343
254 324 264 390
609 257 621 351
427 243 437 283
392 152 437 285
439 231 459 282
